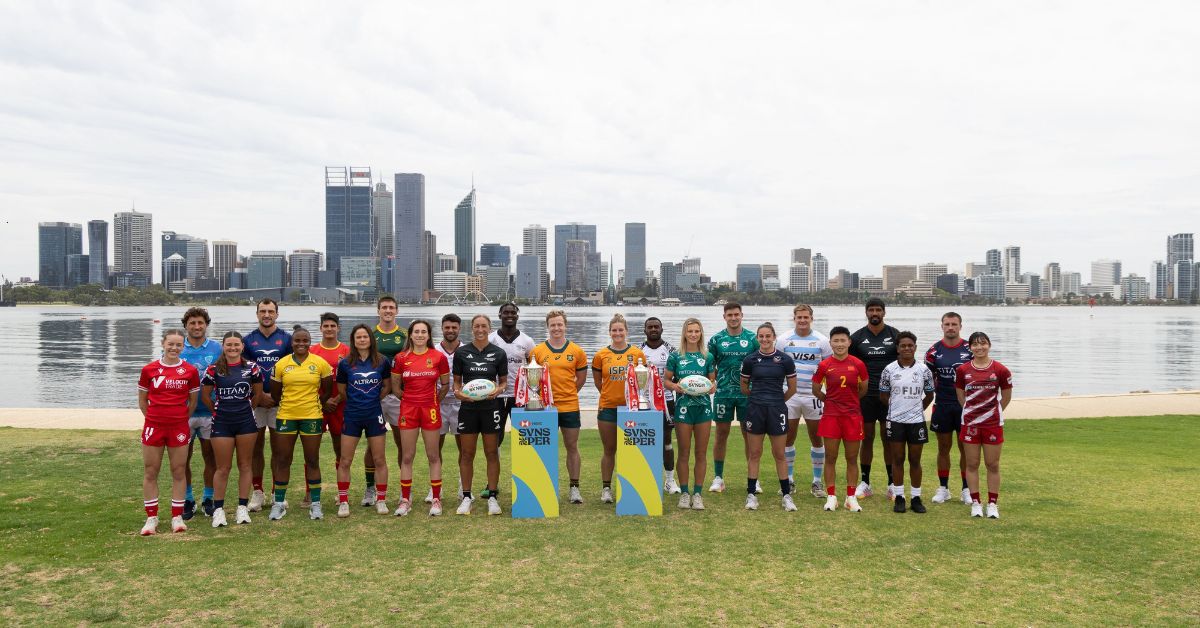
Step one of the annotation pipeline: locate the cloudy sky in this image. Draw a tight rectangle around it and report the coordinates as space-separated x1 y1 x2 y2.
2 1 1198 285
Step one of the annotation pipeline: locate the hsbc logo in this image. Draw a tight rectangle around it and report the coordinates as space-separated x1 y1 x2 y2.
519 420 531 428
624 420 636 428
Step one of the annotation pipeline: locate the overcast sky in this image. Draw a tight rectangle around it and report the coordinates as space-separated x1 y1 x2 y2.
2 1 1198 285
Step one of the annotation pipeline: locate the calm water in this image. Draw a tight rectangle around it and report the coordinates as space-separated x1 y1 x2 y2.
3 304 1198 409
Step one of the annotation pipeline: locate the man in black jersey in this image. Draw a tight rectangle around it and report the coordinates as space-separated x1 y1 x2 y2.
849 298 900 500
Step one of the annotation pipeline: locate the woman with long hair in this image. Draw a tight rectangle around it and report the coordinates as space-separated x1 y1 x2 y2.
137 329 201 535
391 319 451 516
201 331 264 527
590 313 646 505
664 318 715 510
335 324 392 517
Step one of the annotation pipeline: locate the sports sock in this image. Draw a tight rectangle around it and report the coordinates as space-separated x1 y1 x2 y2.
911 486 922 497
812 447 825 482
202 486 214 501
847 485 856 497
213 499 224 510
714 460 725 477
462 490 472 500
970 491 981 503
185 485 194 501
861 464 871 485
961 471 968 490
273 481 287 504
988 492 998 504
238 497 248 507
785 446 796 480
252 476 263 492
307 478 321 502
826 485 836 497
680 484 689 494
895 483 905 499
401 479 412 501
693 485 703 495
144 498 159 518
171 499 185 517
337 481 350 504
376 484 387 501
431 479 442 500
488 487 499 498
603 481 611 489
664 443 675 471
746 478 757 495
779 479 790 496
569 480 580 488
938 469 949 488
365 465 375 487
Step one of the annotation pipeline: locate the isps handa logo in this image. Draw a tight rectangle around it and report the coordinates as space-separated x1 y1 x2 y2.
622 422 655 446
518 425 551 446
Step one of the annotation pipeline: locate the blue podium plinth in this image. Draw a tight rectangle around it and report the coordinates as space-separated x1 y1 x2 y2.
614 408 663 516
510 407 560 518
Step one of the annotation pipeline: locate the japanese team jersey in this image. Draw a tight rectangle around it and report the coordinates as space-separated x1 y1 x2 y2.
337 356 391 419
707 329 759 398
373 325 408 360
591 345 645 409
666 351 715 411
243 327 292 393
180 338 222 416
489 330 536 398
776 330 832 399
392 349 450 406
311 342 351 420
201 361 263 422
272 353 333 420
452 342 508 410
529 340 589 413
955 360 1013 428
925 339 973 408
138 359 201 424
879 360 935 424
813 355 869 419
849 325 899 394
740 350 797 405
640 341 676 401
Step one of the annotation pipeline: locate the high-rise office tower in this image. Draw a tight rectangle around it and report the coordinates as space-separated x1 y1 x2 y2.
114 210 152 282
289 249 321 288
393 173 426 302
1043 262 1062 298
789 263 810 293
659 262 679 299
1003 246 1021 284
212 241 237 290
424 231 436 298
480 243 511 267
1150 261 1169 299
682 257 701 275
523 224 548 299
554 223 597 292
918 263 948 285
624 223 646 289
454 187 476 275
736 264 763 292
564 239 590 294
325 167 374 281
186 237 209 279
790 248 812 266
1091 259 1122 288
86 220 108 286
38 222 82 289
161 232 192 285
811 253 829 291
247 251 287 289
163 254 187 287
373 182 394 259
515 254 540 301
882 265 917 292
1167 233 1193 269
1062 271 1082 296
985 249 1002 276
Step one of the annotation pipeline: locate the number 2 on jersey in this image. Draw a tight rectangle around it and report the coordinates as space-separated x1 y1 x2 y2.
839 375 847 388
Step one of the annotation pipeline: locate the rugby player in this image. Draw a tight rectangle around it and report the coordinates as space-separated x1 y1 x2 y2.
137 329 200 535
663 318 715 510
813 326 869 512
776 304 833 498
179 307 221 520
371 296 407 507
391 320 450 517
639 316 679 494
879 331 935 514
925 312 973 505
955 332 1013 519
489 302 534 451
739 323 798 512
201 331 263 527
452 314 508 515
242 298 291 512
428 314 463 503
267 328 333 521
335 325 392 518
310 312 350 479
528 309 589 504
849 297 900 499
706 302 759 493
592 314 646 504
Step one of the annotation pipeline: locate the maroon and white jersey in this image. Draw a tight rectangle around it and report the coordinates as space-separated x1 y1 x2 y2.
138 359 201 424
954 360 1013 428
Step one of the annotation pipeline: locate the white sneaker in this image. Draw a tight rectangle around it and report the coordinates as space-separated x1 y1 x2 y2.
600 487 614 503
932 487 951 504
690 493 705 510
375 500 389 515
300 496 312 509
782 494 797 512
744 494 759 510
961 487 972 505
678 493 692 509
845 496 862 512
337 502 350 518
568 486 583 504
395 498 412 517
309 502 323 520
248 489 265 512
664 476 681 494
211 509 227 528
971 502 984 517
709 476 725 492
823 495 838 511
361 486 377 507
986 503 1000 519
139 516 158 536
856 482 872 498
171 515 187 532
235 505 251 524
456 496 473 515
429 498 443 516
268 501 287 520
424 487 434 504
811 479 825 498
487 496 502 516
755 480 763 494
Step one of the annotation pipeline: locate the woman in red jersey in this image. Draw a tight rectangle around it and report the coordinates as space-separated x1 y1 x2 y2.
137 329 201 536
955 331 1013 520
812 326 869 513
390 319 451 516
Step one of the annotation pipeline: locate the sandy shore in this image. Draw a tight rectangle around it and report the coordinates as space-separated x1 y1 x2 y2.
1 391 1196 431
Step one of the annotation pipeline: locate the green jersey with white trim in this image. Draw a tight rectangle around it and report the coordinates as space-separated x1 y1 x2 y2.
667 350 715 410
707 328 758 398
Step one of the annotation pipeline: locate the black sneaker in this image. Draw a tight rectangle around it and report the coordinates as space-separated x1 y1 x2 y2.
910 496 926 513
202 498 214 517
182 499 196 521
893 496 906 513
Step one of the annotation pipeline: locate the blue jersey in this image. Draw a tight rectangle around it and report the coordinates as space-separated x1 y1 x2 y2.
337 356 391 419
776 330 832 398
181 338 222 416
201 361 264 422
924 339 973 408
740 349 797 405
243 327 292 393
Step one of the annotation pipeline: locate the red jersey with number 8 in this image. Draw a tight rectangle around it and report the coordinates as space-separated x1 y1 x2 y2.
955 360 1012 428
813 355 868 419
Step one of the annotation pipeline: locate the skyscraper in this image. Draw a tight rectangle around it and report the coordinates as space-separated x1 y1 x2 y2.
247 251 287 289
163 254 187 287
212 240 237 291
882 265 916 292
1150 261 1169 299
985 249 1002 276
289 249 321 288
373 182 394 259
424 230 436 298
454 187 476 275
1003 246 1021 283
393 173 426 302
515 254 540 301
918 263 948 285
736 264 762 292
523 224 548 300
791 248 812 266
161 232 190 286
1043 262 1062 298
1091 259 1122 288
1167 233 1193 269
480 243 511 267
659 262 679 299
186 237 209 279
1062 271 1082 296
789 263 810 293
624 223 646 289
87 220 108 287
38 222 82 289
325 167 374 282
564 239 590 294
114 210 152 282
811 253 829 291
554 223 597 291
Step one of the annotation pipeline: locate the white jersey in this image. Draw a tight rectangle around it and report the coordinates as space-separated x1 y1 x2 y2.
878 360 935 424
776 330 832 401
435 342 461 416
639 341 676 401
488 329 535 398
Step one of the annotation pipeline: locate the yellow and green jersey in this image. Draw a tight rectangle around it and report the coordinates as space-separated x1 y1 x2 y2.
273 353 333 420
373 324 408 360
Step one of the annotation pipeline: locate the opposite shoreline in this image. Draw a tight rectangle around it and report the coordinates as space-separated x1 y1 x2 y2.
1 391 1196 431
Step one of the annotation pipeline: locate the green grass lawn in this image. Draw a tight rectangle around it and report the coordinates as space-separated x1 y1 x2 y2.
2 416 1198 626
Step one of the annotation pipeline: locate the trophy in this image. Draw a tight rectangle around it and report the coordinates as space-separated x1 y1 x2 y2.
522 356 545 410
634 359 651 411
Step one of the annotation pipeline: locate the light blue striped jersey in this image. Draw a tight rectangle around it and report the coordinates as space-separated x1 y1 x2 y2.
776 330 832 397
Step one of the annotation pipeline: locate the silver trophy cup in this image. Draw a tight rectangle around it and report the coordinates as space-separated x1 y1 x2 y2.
634 359 651 411
523 356 545 410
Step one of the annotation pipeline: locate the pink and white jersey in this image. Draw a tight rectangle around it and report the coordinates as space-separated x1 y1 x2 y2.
955 360 1013 428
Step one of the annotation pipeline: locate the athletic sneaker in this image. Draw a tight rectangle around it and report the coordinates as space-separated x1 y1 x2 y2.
970 502 984 518
248 489 265 512
456 496 473 515
424 487 434 504
782 494 797 512
932 487 951 504
856 482 873 498
664 476 681 494
600 487 615 503
709 476 725 492
811 479 825 498
886 485 896 501
171 515 188 532
755 480 763 494
429 498 443 516
268 501 287 520
986 503 1000 519
823 495 838 511
910 496 927 513
235 505 251 524
678 493 692 509
845 496 862 512
139 516 158 536
744 494 759 510
182 500 196 521
487 496 501 516
375 500 389 515
300 496 312 509
337 502 350 518
309 502 323 520
395 499 412 517
568 486 583 504
893 496 907 513
202 498 214 517
361 486 377 507
691 493 705 510
211 509 227 528
961 488 972 505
